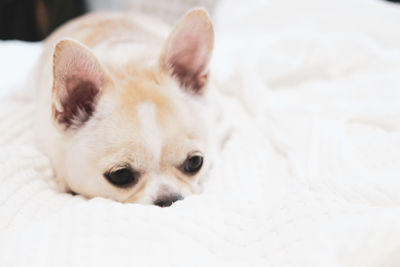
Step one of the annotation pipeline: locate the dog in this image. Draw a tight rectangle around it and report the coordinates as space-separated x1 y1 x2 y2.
33 9 221 207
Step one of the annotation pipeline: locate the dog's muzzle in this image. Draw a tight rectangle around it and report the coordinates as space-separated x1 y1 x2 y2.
153 194 183 207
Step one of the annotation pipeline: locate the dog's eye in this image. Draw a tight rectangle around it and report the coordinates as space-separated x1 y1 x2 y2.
104 166 137 187
183 154 203 174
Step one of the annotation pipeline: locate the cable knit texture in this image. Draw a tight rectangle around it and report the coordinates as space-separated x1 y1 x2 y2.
1 0 400 266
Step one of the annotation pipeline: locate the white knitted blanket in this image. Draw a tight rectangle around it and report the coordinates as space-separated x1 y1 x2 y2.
1 0 400 266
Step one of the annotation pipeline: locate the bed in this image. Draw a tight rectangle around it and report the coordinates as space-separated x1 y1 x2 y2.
1 0 400 266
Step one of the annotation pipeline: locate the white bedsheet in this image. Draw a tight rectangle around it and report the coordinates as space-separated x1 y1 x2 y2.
1 0 400 266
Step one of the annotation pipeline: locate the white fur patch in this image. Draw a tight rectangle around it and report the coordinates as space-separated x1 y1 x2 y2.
136 102 162 166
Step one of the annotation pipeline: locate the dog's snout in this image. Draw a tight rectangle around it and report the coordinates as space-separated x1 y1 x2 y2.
154 194 183 207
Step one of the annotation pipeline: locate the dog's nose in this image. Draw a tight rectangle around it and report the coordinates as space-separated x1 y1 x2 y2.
153 194 183 207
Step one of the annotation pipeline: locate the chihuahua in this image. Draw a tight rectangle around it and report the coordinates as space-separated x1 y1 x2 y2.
33 9 220 207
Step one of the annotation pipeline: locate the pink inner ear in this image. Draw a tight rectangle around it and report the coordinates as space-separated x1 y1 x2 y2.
167 26 208 73
54 79 99 127
53 40 105 129
54 45 104 96
162 13 213 93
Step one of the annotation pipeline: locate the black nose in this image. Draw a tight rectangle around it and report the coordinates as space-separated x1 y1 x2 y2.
153 194 183 207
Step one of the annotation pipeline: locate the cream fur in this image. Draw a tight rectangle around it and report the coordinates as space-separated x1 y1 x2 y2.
33 9 218 205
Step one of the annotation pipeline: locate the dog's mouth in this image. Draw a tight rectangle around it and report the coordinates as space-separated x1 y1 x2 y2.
68 188 184 207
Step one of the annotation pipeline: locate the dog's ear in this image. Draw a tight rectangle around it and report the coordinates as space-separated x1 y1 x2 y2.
52 39 111 130
159 9 214 95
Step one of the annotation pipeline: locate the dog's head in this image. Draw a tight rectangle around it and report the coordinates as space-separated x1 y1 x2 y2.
50 10 215 206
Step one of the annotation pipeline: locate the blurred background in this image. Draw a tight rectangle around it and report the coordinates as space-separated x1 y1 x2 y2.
0 0 399 41
0 0 217 41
